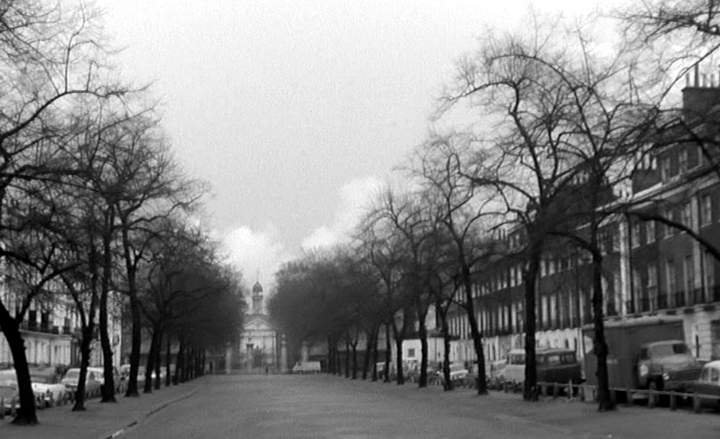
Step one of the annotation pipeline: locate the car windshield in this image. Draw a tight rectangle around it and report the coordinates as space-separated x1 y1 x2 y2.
650 343 689 357
508 354 524 365
64 370 79 379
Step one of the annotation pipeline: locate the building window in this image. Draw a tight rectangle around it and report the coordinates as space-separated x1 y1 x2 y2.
646 221 655 244
660 157 671 181
647 264 657 309
685 255 695 303
704 251 716 299
701 195 712 226
682 202 692 229
678 148 688 173
633 268 642 301
698 145 704 166
611 230 620 252
665 260 676 305
631 221 641 248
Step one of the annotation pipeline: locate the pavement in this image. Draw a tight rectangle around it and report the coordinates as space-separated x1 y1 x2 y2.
0 378 203 439
2 375 719 438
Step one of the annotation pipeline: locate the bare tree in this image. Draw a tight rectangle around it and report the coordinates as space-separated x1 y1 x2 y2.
413 137 500 395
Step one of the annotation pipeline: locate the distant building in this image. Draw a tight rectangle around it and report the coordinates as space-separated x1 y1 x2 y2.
236 280 281 371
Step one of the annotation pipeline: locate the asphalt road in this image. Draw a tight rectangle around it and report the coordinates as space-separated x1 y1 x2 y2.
122 374 720 439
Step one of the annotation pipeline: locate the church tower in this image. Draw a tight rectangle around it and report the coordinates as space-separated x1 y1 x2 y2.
251 280 264 314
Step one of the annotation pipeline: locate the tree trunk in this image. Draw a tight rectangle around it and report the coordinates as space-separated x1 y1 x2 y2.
384 324 391 382
154 330 163 389
73 326 94 411
326 337 333 374
165 336 172 387
125 293 142 397
523 245 541 401
362 327 375 380
351 342 358 379
144 328 159 393
0 306 38 424
418 310 429 388
120 219 142 397
592 249 614 411
394 337 404 385
99 208 116 402
174 341 184 384
371 328 379 382
461 263 487 395
437 301 453 391
344 339 350 378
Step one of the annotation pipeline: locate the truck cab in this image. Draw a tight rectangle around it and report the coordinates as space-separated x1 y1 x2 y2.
637 340 702 390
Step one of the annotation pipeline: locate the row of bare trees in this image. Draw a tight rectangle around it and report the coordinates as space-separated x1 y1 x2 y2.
270 0 720 413
0 1 244 425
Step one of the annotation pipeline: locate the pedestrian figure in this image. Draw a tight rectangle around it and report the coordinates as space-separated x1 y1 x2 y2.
265 366 269 375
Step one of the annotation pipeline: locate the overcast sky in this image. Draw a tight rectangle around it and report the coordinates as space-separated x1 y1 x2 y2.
96 0 624 288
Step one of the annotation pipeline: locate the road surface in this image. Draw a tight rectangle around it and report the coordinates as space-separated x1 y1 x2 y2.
123 374 720 439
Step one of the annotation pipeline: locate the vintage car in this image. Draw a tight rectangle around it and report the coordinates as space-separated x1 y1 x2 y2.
636 340 703 391
0 382 17 414
29 366 67 407
685 360 720 409
498 348 582 385
61 368 102 395
292 361 322 374
434 362 469 384
1 367 62 408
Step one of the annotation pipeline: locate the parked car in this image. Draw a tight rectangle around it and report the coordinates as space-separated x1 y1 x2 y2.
0 367 61 408
487 359 508 388
120 364 147 386
29 366 67 407
0 382 17 414
637 340 703 391
499 348 582 386
435 363 469 384
61 368 102 395
685 360 720 409
292 361 321 374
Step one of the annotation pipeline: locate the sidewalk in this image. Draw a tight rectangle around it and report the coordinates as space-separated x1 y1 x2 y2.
0 378 203 439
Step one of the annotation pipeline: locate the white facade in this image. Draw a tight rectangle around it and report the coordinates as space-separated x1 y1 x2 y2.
0 284 123 368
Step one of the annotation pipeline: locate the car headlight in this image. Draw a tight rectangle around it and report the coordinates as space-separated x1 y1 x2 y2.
662 372 669 382
639 364 648 377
